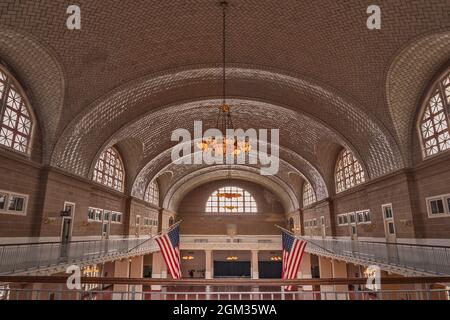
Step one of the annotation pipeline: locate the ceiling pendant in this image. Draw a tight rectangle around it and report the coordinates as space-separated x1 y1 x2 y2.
196 1 251 157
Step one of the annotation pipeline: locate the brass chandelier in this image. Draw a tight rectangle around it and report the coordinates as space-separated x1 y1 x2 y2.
196 1 251 156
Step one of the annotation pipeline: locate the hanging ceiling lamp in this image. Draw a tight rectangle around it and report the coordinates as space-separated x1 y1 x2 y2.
196 1 251 156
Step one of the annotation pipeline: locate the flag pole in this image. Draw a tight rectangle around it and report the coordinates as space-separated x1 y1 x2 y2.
126 219 182 253
274 224 295 235
274 224 335 255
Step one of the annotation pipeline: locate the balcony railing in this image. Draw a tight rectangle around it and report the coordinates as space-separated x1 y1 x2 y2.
180 235 281 250
303 237 450 276
0 238 158 275
1 276 449 300
3 287 449 300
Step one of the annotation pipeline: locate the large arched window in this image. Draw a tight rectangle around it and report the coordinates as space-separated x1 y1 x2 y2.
335 148 366 193
419 71 450 157
205 186 257 213
302 181 316 207
0 66 33 154
92 147 125 192
144 180 159 206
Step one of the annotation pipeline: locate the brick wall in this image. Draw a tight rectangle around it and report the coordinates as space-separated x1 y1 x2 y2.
303 154 450 241
178 179 284 214
178 179 285 235
0 153 43 239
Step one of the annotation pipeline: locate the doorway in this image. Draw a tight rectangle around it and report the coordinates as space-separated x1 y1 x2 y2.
382 203 399 262
60 202 75 258
382 204 396 243
60 202 75 243
320 216 326 238
348 212 358 240
101 210 111 240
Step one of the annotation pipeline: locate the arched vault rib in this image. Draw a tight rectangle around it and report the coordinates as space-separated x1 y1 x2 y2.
386 32 450 165
129 141 329 204
82 98 372 200
0 27 65 163
162 166 299 213
51 67 403 181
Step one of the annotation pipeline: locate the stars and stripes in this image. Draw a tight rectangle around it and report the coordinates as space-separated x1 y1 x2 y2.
155 223 181 279
281 229 307 290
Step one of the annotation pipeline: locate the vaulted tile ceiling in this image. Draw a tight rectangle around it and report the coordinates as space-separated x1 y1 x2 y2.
0 0 449 208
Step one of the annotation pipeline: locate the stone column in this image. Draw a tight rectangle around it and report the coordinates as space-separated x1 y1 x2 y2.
129 256 144 300
332 259 348 300
251 250 259 279
318 256 334 300
205 250 213 279
151 252 166 292
112 259 130 300
298 252 313 291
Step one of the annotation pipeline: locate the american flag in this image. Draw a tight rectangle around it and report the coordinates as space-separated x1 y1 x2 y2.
155 224 181 279
281 230 307 290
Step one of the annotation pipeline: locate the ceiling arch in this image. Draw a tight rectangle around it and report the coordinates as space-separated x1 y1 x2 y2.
50 66 402 182
0 27 65 163
162 165 299 213
386 31 450 166
129 140 328 203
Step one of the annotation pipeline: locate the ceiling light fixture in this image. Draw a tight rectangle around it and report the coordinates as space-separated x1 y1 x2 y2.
196 1 251 156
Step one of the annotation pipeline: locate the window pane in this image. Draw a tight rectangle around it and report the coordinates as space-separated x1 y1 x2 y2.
8 196 24 212
430 200 444 215
303 182 316 207
92 147 125 192
0 193 6 210
388 222 395 234
420 73 450 158
205 186 257 213
0 69 33 154
334 149 366 193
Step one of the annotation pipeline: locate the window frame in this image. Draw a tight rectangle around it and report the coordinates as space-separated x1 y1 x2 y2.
205 186 258 214
0 189 28 216
92 147 125 192
356 209 372 225
302 181 316 207
417 69 450 159
144 180 160 207
111 211 123 224
426 194 450 218
87 207 105 223
334 148 366 193
0 65 35 156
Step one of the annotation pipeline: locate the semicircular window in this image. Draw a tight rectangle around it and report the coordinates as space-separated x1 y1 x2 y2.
205 186 257 213
335 148 366 193
0 66 33 154
419 71 450 157
144 180 159 206
92 147 125 192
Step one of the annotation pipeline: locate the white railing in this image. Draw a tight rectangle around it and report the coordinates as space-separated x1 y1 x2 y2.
0 238 158 275
303 237 450 276
1 287 449 300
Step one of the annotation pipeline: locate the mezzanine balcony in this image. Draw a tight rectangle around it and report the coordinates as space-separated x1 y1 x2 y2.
0 237 158 275
302 236 450 276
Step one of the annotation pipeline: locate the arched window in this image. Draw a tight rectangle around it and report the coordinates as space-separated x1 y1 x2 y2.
0 66 33 154
92 147 125 192
419 71 450 157
302 181 316 207
144 180 159 206
205 186 257 213
335 148 366 193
